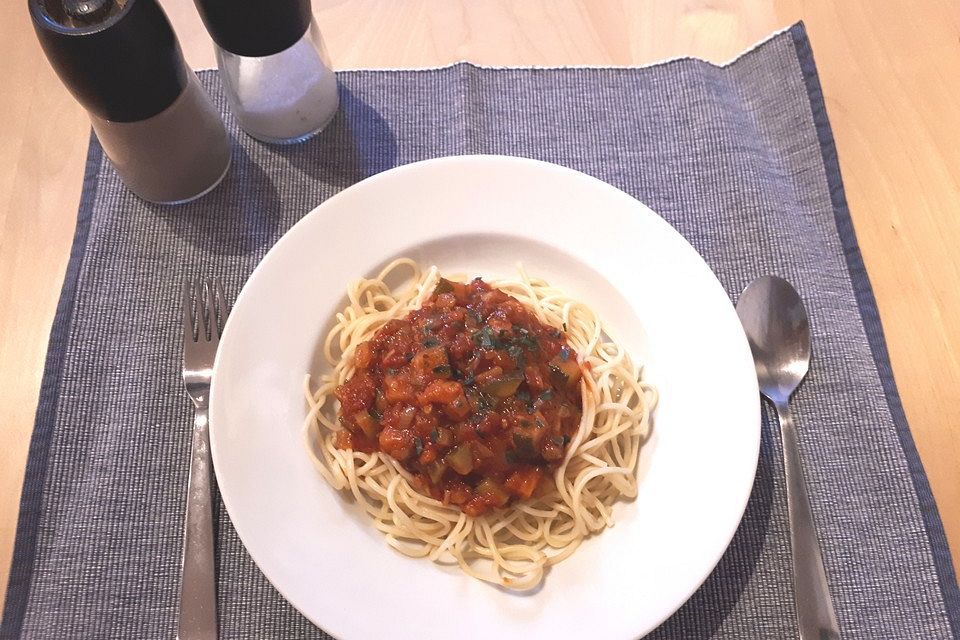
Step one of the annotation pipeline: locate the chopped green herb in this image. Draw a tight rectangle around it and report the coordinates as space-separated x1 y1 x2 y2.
369 408 383 421
535 419 546 429
413 437 423 456
515 390 531 403
423 337 439 347
551 436 565 446
429 428 439 442
432 364 452 376
463 374 476 386
539 389 554 401
471 326 500 350
386 368 398 376
559 346 570 361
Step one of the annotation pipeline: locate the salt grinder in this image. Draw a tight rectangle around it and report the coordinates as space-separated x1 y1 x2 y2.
30 0 231 204
193 0 340 144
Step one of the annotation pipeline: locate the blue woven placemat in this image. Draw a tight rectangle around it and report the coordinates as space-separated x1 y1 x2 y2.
3 22 958 639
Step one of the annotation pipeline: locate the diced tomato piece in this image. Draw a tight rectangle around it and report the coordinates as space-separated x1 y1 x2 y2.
444 391 471 420
334 430 352 449
454 421 478 442
384 375 416 403
444 481 473 506
524 365 547 392
354 341 374 369
334 371 376 416
486 316 512 334
505 468 542 499
418 380 463 404
435 293 456 309
413 411 438 437
475 412 503 439
462 496 491 517
418 444 438 465
449 333 474 359
541 439 564 461
378 428 414 461
335 429 376 453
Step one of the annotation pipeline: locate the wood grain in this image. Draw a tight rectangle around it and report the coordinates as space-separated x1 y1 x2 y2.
2 0 958 612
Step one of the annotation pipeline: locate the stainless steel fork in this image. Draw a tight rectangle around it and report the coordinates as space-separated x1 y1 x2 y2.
179 278 228 640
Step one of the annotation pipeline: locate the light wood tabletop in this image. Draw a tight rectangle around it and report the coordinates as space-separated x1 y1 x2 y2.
2 0 959 612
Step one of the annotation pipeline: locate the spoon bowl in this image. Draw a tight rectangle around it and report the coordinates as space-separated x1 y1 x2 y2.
736 275 811 406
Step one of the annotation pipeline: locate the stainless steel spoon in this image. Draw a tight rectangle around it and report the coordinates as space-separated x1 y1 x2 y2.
736 275 840 640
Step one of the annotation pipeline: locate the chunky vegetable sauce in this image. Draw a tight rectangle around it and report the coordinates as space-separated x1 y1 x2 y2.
335 277 584 516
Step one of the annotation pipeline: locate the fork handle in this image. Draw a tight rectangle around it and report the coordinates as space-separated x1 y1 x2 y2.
178 407 218 640
776 402 840 640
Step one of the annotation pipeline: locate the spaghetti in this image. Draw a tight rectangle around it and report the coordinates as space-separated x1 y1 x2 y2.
303 259 657 590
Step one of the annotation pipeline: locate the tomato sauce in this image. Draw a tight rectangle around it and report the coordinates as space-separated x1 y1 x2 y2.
334 277 584 516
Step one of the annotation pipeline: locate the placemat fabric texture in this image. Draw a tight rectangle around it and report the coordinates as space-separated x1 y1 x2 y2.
4 23 958 640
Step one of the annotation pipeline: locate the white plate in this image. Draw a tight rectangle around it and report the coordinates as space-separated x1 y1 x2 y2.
210 155 760 640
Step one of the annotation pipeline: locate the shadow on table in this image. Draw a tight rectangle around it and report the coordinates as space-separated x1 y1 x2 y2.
646 417 776 639
154 143 282 257
282 85 399 188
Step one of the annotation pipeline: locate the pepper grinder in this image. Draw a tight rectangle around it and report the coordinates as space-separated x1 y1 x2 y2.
30 0 231 204
193 0 340 144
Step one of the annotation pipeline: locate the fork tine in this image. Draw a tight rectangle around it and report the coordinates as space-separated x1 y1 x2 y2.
195 277 208 342
182 280 196 344
212 278 228 340
203 278 217 341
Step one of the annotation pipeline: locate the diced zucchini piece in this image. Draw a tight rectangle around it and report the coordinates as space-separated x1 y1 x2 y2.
412 345 449 374
427 460 447 484
433 278 454 295
446 444 474 475
480 371 524 398
435 427 454 447
549 356 582 387
476 478 509 507
511 431 537 461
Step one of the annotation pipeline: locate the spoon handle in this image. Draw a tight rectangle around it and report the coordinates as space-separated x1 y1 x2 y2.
775 402 840 640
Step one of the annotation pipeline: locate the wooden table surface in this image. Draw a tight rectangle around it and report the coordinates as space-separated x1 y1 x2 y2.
2 0 959 611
